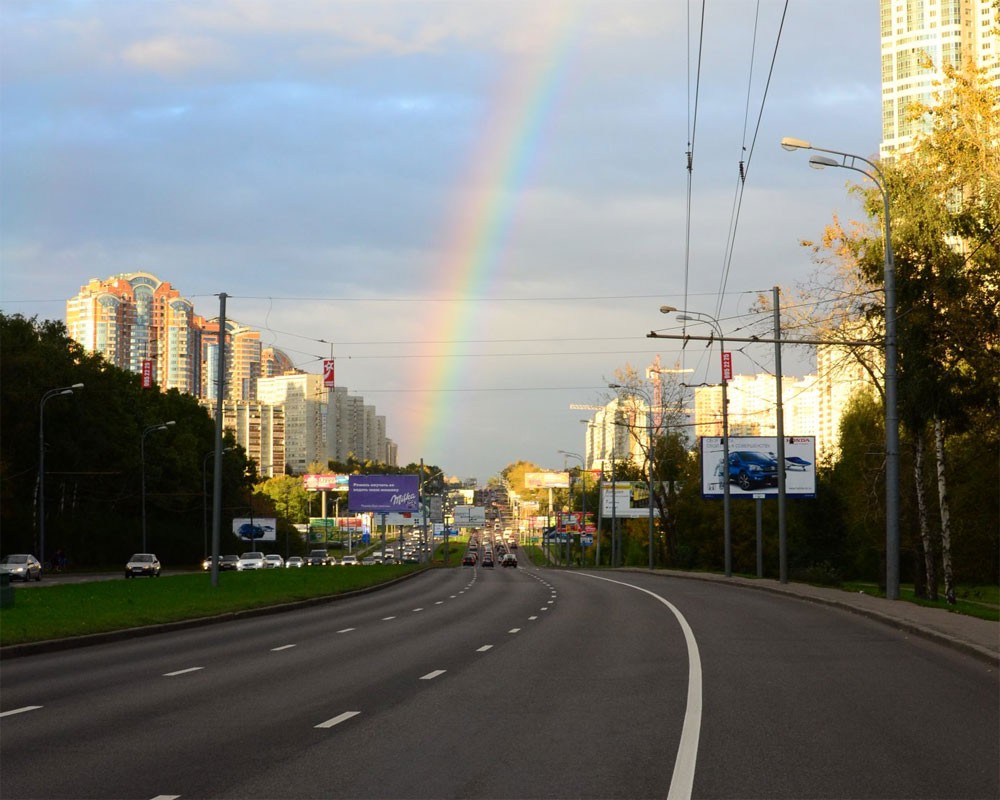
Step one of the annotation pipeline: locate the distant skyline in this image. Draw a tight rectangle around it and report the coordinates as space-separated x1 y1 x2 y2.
1 1 883 482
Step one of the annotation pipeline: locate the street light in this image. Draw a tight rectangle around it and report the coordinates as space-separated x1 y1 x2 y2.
558 450 586 567
203 447 234 562
781 136 899 600
38 383 83 568
141 421 175 552
660 307 732 577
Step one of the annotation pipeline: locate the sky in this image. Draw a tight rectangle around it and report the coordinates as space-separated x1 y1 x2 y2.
1 0 884 483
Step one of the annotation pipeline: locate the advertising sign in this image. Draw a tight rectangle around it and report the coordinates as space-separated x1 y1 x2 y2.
453 505 486 527
427 495 444 524
141 360 153 389
381 512 421 527
348 474 419 513
600 482 663 518
323 358 336 388
303 473 350 492
721 351 733 382
308 516 367 544
233 517 277 542
525 471 570 489
700 436 817 498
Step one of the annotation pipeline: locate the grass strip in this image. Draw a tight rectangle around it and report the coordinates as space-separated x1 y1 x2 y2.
0 565 422 646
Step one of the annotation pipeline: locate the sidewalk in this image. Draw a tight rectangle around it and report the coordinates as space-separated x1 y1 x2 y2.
621 568 999 666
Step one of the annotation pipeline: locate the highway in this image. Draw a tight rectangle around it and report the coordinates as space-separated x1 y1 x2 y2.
1 562 997 799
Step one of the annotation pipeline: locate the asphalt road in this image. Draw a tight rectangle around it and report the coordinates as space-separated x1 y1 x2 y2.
1 564 997 799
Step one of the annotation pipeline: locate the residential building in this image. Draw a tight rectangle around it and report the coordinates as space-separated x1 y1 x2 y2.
256 373 328 475
200 401 287 477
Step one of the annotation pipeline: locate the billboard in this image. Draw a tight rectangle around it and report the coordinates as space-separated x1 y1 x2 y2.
525 471 570 489
700 436 816 498
303 473 350 492
348 474 420 513
233 517 277 542
453 505 486 527
601 482 663 518
308 516 368 544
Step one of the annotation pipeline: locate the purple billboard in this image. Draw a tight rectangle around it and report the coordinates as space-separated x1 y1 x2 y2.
347 474 420 513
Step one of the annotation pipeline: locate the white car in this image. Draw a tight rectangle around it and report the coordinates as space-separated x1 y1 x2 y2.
286 556 304 568
264 554 284 569
237 552 265 570
340 555 359 566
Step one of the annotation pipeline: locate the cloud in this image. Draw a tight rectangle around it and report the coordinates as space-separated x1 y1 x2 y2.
121 34 230 74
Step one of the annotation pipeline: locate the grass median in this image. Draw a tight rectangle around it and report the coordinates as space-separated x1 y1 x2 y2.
0 565 423 647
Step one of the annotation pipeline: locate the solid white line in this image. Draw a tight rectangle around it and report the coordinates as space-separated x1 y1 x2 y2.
508 628 521 634
577 573 702 800
271 644 296 651
315 711 361 729
477 645 493 652
420 670 446 680
0 705 42 718
163 667 203 677
337 628 356 633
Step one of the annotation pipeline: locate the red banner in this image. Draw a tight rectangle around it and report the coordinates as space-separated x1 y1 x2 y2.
721 351 733 382
323 358 335 388
141 360 153 389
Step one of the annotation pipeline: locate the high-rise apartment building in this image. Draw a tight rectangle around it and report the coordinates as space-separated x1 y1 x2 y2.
880 0 998 158
256 373 328 475
200 400 287 477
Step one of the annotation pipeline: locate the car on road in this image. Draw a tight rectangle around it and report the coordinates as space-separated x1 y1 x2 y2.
361 557 376 566
125 553 161 578
220 554 240 571
727 450 780 490
264 554 284 569
461 553 477 566
481 555 494 568
305 550 330 566
237 552 266 570
501 553 518 568
286 556 304 568
1 554 42 582
339 555 359 566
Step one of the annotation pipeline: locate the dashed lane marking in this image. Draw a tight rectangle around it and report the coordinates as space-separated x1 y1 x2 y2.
0 706 42 718
315 711 361 729
163 667 203 677
420 670 447 680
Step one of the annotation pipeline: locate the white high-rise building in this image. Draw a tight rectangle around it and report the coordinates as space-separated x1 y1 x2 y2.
256 373 327 475
880 0 998 159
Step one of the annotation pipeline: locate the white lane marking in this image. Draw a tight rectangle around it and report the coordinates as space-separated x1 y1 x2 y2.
577 573 703 800
412 608 424 612
449 595 457 599
315 711 361 729
381 616 397 621
540 607 549 611
420 670 446 680
547 600 555 604
271 644 296 651
477 645 493 652
163 667 203 677
337 628 356 633
151 795 181 800
508 628 521 634
0 705 42 718
528 615 538 620
435 601 444 605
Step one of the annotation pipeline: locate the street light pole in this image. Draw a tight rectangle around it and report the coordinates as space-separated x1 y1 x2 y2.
781 137 899 600
141 421 175 552
203 447 233 561
660 307 732 577
38 383 83 568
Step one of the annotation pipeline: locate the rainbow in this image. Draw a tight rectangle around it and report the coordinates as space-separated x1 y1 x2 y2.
409 3 589 464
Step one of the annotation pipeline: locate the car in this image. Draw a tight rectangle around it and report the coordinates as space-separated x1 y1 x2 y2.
237 522 270 540
481 555 494 568
264 554 284 569
501 553 518 568
237 551 266 570
201 555 219 571
727 450 780 490
285 556 304 568
361 557 376 566
401 553 420 564
305 549 330 566
461 553 477 566
340 555 359 566
125 553 161 578
220 554 240 571
0 554 42 582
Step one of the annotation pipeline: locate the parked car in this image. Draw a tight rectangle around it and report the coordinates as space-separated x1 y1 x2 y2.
340 555 359 566
0 554 42 582
286 556 304 568
125 553 161 578
305 549 329 566
264 554 284 569
501 553 518 568
727 450 780 490
237 552 266 571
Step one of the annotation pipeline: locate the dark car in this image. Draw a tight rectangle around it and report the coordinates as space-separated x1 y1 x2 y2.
727 451 779 490
461 553 477 566
220 554 240 571
125 553 161 578
481 555 495 568
305 549 329 566
1 554 42 582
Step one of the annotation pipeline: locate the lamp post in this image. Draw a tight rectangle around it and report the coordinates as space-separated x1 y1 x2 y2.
781 137 899 600
558 450 586 567
203 447 233 562
660 306 732 577
141 421 175 552
38 383 83 568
